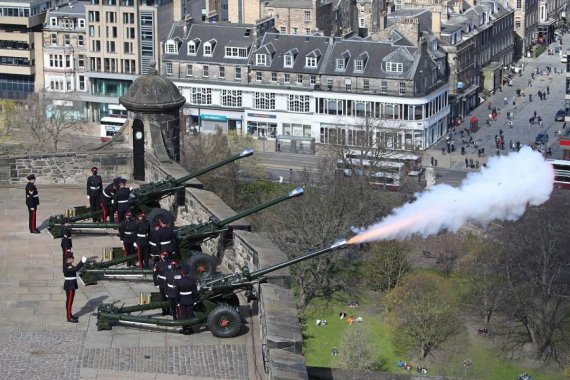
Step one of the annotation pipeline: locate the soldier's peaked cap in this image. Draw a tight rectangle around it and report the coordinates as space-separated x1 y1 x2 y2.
27 174 35 180
91 167 98 173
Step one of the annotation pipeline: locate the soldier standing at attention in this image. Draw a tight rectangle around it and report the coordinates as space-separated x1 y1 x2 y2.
63 253 86 323
176 264 198 335
119 210 136 266
154 251 171 316
60 218 72 264
134 211 151 269
114 179 131 222
86 167 103 222
148 222 162 267
158 218 177 259
25 174 40 234
165 259 181 320
101 177 120 223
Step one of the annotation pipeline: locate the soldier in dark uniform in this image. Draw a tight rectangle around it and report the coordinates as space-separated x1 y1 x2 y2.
175 264 198 334
25 174 40 233
158 218 177 259
114 179 131 222
60 218 72 264
101 177 121 223
134 211 151 269
154 251 170 316
165 259 181 320
63 253 86 323
119 210 136 266
86 167 103 222
148 222 162 267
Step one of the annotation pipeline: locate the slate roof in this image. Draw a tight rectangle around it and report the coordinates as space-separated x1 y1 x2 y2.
321 39 419 79
249 33 332 73
265 0 313 9
47 0 86 17
164 22 256 64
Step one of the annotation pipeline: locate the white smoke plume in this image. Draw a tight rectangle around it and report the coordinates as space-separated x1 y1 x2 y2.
349 147 554 244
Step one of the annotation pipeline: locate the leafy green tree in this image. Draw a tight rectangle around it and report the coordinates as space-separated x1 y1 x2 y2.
386 272 462 359
362 240 411 292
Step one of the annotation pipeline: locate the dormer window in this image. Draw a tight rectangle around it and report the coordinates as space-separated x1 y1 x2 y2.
203 39 216 56
386 62 403 73
335 51 350 72
79 19 85 28
354 59 363 72
188 40 198 55
336 58 345 71
50 17 57 26
256 54 266 66
284 54 293 68
165 39 178 54
306 56 317 68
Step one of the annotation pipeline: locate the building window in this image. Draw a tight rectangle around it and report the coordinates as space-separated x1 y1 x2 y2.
254 92 276 110
287 94 310 112
345 79 352 91
336 58 345 71
284 73 290 83
165 41 178 54
306 56 317 68
221 89 242 107
166 62 173 76
354 59 364 72
256 54 266 66
310 75 316 85
235 67 242 80
204 43 212 56
256 72 262 81
297 74 303 84
327 78 333 89
359 17 365 28
380 80 387 94
203 65 209 77
123 42 132 54
188 42 196 55
284 54 293 67
77 35 84 47
293 27 299 34
515 19 521 28
190 87 212 105
363 79 369 92
399 81 406 95
225 46 248 58
271 72 277 82
78 19 85 28
386 62 403 72
304 10 311 22
516 0 521 8
78 54 85 68
305 28 311 35
106 11 117 23
50 17 57 26
64 34 70 46
219 66 225 78
280 26 286 33
50 34 57 45
107 41 116 53
78 75 85 91
186 64 193 77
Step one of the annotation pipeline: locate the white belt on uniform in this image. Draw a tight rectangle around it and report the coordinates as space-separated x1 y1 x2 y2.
64 276 77 280
167 284 175 288
149 242 157 246
33 194 38 197
157 275 166 280
124 232 133 235
161 241 172 245
179 291 192 295
90 186 100 190
118 200 128 203
103 190 111 198
136 234 147 237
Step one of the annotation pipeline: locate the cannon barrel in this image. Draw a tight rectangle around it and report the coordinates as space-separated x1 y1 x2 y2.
176 187 304 248
246 239 348 280
132 148 254 199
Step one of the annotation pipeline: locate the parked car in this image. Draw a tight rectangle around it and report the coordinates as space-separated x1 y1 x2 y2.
555 109 565 121
536 133 549 145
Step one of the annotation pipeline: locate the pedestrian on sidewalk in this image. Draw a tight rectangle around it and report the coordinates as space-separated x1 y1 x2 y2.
528 79 532 87
529 94 532 102
547 86 550 95
465 158 469 168
504 96 508 105
538 91 542 100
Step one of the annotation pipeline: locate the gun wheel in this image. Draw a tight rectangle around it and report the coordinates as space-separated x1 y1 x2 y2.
207 304 242 338
186 253 215 279
148 208 175 227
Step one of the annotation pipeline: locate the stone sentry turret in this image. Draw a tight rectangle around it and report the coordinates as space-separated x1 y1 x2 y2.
119 61 186 164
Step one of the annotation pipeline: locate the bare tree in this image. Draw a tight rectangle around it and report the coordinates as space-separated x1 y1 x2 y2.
261 155 401 308
362 240 411 293
11 91 85 153
491 191 570 364
336 324 387 371
386 272 463 359
0 99 17 154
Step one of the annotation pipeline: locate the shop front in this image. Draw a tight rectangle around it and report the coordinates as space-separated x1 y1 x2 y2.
246 112 278 138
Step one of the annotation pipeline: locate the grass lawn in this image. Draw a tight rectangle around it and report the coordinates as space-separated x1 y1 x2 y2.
301 295 563 379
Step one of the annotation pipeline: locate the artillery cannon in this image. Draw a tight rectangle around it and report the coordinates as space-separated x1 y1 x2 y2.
96 238 349 337
79 187 305 285
47 148 254 238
